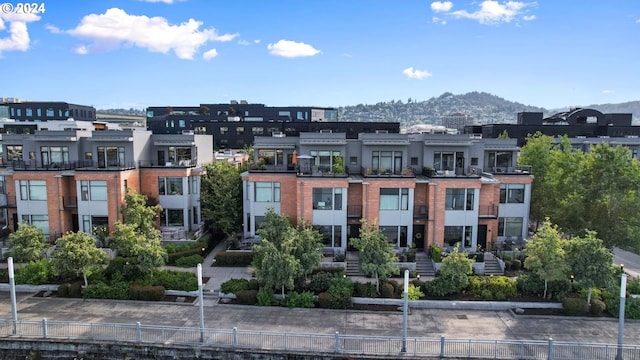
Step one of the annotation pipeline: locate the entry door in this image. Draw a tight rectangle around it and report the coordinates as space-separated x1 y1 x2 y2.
157 150 165 166
347 224 361 251
412 224 425 250
477 225 488 250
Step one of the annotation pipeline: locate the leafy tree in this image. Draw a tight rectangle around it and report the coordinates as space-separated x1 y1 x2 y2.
350 220 398 293
252 240 301 297
438 244 473 293
120 188 162 238
52 232 108 287
497 129 510 139
523 220 568 299
8 223 48 263
564 230 613 305
200 161 243 237
256 208 292 248
517 132 554 228
283 222 324 280
109 223 167 278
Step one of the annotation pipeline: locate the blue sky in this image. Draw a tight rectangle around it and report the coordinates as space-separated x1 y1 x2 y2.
1 0 639 110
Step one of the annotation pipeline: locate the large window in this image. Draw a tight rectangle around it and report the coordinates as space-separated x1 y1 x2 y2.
0 208 7 228
97 146 125 168
499 184 525 203
188 176 198 194
80 180 107 201
168 147 191 164
317 225 343 248
310 150 342 172
498 217 523 237
379 188 409 210
19 180 46 201
0 176 5 195
444 226 473 248
21 214 49 235
313 188 342 210
160 209 184 227
488 151 513 170
159 177 184 195
445 188 475 210
6 145 22 161
372 151 402 174
258 149 284 166
41 146 69 165
380 226 408 247
82 215 108 234
433 152 464 172
254 182 280 202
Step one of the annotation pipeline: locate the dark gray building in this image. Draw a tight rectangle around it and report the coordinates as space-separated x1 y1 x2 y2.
0 101 96 122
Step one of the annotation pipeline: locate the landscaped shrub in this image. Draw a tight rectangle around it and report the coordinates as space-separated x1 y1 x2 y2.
311 267 345 275
354 282 377 298
516 272 569 300
308 271 339 294
627 278 640 294
317 292 332 308
407 284 425 300
511 259 522 271
214 251 254 266
164 241 206 254
15 259 55 285
284 291 315 308
256 288 276 306
58 280 83 298
468 276 517 300
503 260 512 271
235 289 258 305
248 279 259 291
105 257 143 282
431 246 442 263
220 278 250 294
327 277 353 309
425 277 458 297
129 284 166 301
562 297 589 315
590 299 606 315
151 269 197 291
475 252 485 263
380 282 395 298
603 290 640 319
82 281 130 300
175 254 204 268
167 248 203 266
387 279 401 297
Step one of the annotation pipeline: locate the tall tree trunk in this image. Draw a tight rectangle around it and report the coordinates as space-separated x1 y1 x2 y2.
83 272 88 288
281 285 285 299
375 272 380 294
543 279 548 299
587 287 592 306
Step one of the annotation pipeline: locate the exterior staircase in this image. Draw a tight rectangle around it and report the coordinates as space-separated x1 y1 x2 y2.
346 251 366 277
415 252 436 277
483 252 504 276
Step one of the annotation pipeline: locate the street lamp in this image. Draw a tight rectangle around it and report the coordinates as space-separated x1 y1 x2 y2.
197 264 205 343
570 275 575 284
401 269 409 353
8 257 18 334
617 270 628 360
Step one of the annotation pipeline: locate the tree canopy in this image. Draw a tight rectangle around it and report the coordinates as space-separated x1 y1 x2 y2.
8 223 48 263
200 161 243 237
52 231 108 287
523 220 568 299
564 230 613 305
350 220 398 293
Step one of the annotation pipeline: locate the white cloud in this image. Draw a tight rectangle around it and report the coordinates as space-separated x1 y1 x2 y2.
432 16 447 25
267 39 320 58
602 89 615 94
202 48 218 60
402 67 432 80
61 8 238 60
237 39 249 46
45 23 63 34
523 15 536 21
0 11 41 56
431 1 453 12
448 1 536 25
254 39 260 44
74 45 88 55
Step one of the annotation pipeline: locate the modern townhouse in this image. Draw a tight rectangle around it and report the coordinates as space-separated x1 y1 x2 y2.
0 120 212 242
242 132 533 253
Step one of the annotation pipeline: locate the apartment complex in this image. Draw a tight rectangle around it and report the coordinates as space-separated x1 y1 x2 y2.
0 120 213 241
0 100 96 122
145 102 400 149
242 132 533 253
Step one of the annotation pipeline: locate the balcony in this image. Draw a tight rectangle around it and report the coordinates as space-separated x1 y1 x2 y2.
347 205 362 218
138 159 198 168
75 160 137 171
11 160 79 171
478 204 498 218
248 163 296 173
62 196 77 209
362 166 415 178
413 205 428 219
0 195 16 208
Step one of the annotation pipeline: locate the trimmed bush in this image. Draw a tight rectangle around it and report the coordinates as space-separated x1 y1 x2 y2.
220 278 250 294
214 251 254 266
407 284 425 300
236 289 258 305
511 259 522 271
431 246 442 263
58 281 83 298
468 276 517 300
129 284 166 301
308 271 339 294
105 257 143 282
317 292 332 309
387 279 401 297
354 282 377 298
167 248 202 266
284 291 315 308
82 282 129 300
563 297 589 315
425 277 458 297
256 288 276 306
248 279 259 291
327 278 353 309
15 259 55 285
175 254 204 268
628 278 640 294
380 283 395 298
151 270 197 291
503 260 512 271
590 299 606 315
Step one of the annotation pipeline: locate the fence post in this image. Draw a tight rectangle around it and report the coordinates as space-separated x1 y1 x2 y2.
42 318 47 339
548 337 553 360
335 331 340 353
440 335 445 358
232 327 238 348
136 322 141 343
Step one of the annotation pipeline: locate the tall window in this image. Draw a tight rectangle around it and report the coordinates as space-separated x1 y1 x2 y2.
82 215 108 234
41 146 69 165
372 151 402 174
168 147 191 164
433 152 464 172
22 214 49 234
159 177 184 195
444 226 473 248
379 188 409 210
313 188 342 210
25 108 33 116
19 180 46 201
160 209 184 227
380 226 408 247
317 225 343 247
498 217 524 237
488 151 513 170
445 188 475 210
188 176 198 194
254 182 280 202
97 146 125 168
0 208 7 228
46 108 54 117
310 150 342 172
6 145 23 161
0 176 5 195
80 180 107 201
499 184 525 203
258 149 284 166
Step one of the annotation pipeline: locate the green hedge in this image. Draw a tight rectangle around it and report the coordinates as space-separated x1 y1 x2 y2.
15 259 55 285
82 282 130 300
129 284 166 301
175 254 204 268
151 269 197 291
220 278 250 294
214 251 254 266
468 276 517 300
167 248 203 265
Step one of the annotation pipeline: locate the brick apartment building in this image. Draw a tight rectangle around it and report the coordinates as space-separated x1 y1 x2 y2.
0 120 213 242
242 132 533 253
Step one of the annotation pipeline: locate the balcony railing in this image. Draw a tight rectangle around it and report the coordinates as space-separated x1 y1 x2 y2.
62 196 77 208
347 205 362 218
248 163 296 173
362 167 415 178
478 204 498 218
138 159 198 168
8 160 137 171
0 195 16 208
413 205 428 219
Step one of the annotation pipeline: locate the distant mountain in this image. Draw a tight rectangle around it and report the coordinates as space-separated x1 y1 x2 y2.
337 92 640 126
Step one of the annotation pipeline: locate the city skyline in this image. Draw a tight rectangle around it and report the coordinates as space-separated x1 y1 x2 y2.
1 0 639 110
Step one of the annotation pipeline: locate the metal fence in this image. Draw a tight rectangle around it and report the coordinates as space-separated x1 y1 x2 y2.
1 319 640 359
